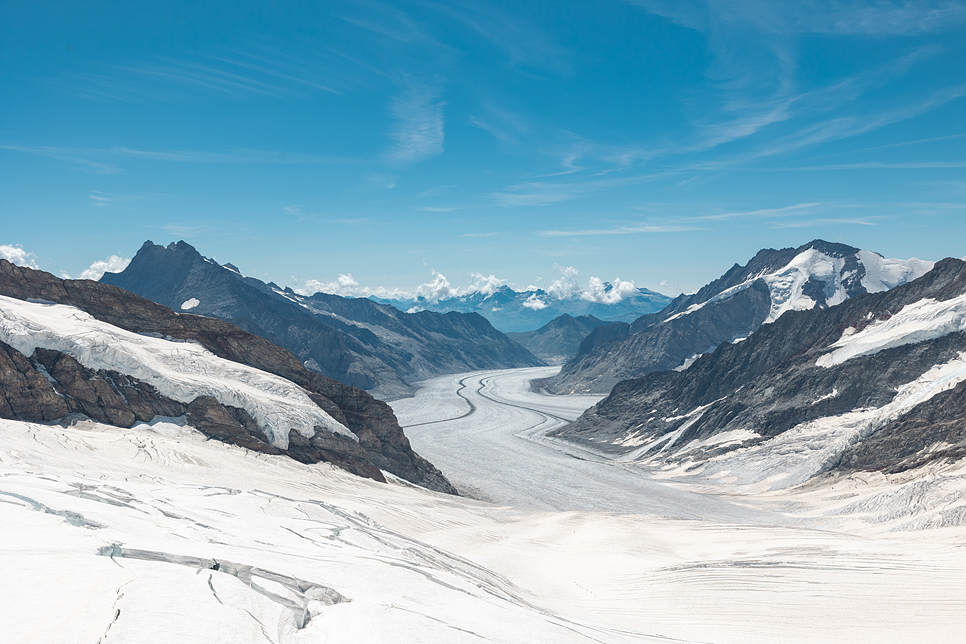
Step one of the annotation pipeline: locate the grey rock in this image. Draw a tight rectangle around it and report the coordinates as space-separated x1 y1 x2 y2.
100 241 543 399
0 259 457 494
506 314 613 364
549 240 927 394
555 257 966 478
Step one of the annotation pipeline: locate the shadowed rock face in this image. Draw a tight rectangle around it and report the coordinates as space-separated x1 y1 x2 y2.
100 241 543 399
548 240 929 394
555 258 966 478
0 259 456 494
506 314 613 364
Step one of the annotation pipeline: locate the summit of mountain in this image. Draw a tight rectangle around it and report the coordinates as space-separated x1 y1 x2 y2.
506 314 613 364
554 256 966 502
547 240 934 394
100 241 543 399
0 258 456 493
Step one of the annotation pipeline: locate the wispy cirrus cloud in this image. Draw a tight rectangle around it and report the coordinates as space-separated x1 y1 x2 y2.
686 202 824 221
492 170 678 207
1 144 360 173
47 40 356 104
540 223 698 237
769 217 878 228
386 77 446 164
426 0 570 72
768 161 966 171
0 145 122 174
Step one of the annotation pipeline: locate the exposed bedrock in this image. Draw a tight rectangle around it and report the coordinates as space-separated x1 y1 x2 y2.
0 260 456 493
556 258 966 477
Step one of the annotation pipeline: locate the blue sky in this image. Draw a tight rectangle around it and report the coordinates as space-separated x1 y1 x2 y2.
2 0 964 297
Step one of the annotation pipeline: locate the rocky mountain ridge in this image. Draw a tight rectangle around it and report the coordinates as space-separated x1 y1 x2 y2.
506 314 612 364
101 241 542 399
554 257 966 494
547 240 934 394
0 259 456 494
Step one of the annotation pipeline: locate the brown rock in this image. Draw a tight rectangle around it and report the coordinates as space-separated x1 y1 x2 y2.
0 341 71 421
0 260 456 493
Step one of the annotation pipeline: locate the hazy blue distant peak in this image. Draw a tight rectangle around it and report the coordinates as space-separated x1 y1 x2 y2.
298 264 663 307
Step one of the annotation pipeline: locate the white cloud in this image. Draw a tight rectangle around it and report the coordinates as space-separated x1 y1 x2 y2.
468 272 507 296
79 255 131 280
582 277 638 304
546 265 582 300
295 273 417 301
414 270 458 304
291 265 640 307
387 78 446 164
296 273 362 297
0 244 39 269
541 265 641 305
522 294 548 310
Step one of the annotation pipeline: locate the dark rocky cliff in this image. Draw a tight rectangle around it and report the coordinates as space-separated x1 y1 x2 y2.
0 258 457 494
101 241 543 399
555 258 966 479
548 240 930 394
506 314 612 364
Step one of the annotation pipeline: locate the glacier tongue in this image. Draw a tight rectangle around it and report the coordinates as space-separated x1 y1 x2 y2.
818 293 966 367
0 295 353 447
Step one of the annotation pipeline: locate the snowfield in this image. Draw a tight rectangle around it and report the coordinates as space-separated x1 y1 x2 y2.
3 364 965 642
662 248 933 328
0 295 351 447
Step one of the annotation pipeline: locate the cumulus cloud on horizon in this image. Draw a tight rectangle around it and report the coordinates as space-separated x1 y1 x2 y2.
0 244 39 269
294 264 642 306
79 255 131 281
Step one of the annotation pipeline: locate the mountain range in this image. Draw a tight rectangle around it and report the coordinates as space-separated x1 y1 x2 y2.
101 241 542 399
374 283 671 333
545 240 934 394
555 256 966 507
505 314 612 364
0 258 456 493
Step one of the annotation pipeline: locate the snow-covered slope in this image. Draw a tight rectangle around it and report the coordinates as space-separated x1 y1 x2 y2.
556 258 966 502
549 240 934 394
102 241 543 400
0 258 457 493
0 296 351 447
4 398 966 644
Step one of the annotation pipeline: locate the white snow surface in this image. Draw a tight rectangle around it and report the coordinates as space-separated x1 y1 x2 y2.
665 248 934 326
180 297 200 310
818 293 966 367
0 295 351 447
856 249 934 293
665 351 966 489
4 369 966 643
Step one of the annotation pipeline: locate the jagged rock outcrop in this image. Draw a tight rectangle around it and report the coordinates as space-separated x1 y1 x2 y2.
100 241 543 399
0 259 457 494
554 258 966 485
548 240 934 394
506 314 613 364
